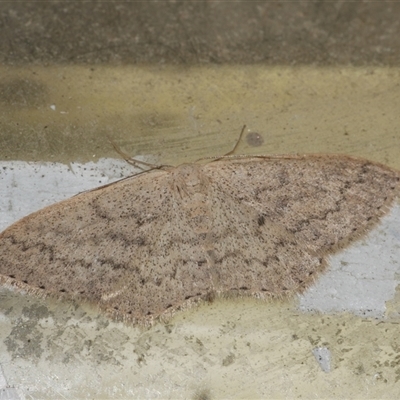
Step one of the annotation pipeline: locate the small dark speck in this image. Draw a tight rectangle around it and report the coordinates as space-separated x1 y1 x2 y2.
193 387 212 400
246 132 264 147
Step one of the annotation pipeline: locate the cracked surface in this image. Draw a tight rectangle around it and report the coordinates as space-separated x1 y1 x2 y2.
0 155 399 324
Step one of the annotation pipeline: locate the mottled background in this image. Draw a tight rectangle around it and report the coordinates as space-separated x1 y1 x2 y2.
1 2 400 399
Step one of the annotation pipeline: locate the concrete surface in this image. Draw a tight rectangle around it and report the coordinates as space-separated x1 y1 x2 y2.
1 2 400 66
1 2 400 399
1 146 400 400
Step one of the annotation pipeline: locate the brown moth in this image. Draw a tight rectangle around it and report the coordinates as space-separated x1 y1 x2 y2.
0 153 399 325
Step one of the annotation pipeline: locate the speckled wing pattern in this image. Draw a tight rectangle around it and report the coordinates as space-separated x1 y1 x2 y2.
0 155 399 324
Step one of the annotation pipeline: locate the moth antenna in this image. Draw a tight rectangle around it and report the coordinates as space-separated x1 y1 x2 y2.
224 124 247 156
196 125 247 163
107 135 167 170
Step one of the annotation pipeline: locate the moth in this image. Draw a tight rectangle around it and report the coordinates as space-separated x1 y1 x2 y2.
0 143 399 324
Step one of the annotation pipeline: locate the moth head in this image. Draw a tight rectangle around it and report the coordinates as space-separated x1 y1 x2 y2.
169 163 209 197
